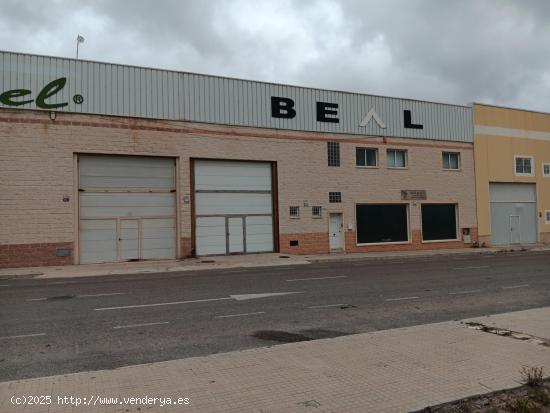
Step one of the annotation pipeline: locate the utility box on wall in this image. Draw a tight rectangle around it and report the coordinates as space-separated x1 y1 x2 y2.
462 228 471 244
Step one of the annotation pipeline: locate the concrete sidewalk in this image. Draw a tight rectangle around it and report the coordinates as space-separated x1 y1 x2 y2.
1 307 549 413
2 246 540 280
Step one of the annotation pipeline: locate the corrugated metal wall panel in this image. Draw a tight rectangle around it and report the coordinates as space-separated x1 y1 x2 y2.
0 51 473 142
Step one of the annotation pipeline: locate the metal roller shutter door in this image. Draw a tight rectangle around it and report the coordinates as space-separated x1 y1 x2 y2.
489 183 537 245
79 155 176 263
194 160 274 255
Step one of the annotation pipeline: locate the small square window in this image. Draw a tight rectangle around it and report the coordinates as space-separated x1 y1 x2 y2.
327 142 340 167
543 163 550 177
387 149 407 168
515 156 533 175
546 210 550 224
329 192 341 203
290 206 300 218
356 148 378 167
442 152 460 170
312 206 322 218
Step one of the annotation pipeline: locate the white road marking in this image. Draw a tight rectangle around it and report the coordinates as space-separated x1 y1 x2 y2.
0 284 10 287
113 322 169 329
0 333 46 340
502 284 529 289
231 292 303 300
385 296 419 302
78 293 126 298
448 289 481 295
216 311 265 319
95 297 233 311
286 276 346 282
452 266 490 270
49 281 80 285
26 298 47 302
94 292 302 311
306 304 347 309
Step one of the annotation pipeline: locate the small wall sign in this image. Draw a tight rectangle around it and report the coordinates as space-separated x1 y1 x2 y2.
401 190 427 200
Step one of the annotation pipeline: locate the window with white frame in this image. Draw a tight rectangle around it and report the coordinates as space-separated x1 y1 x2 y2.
290 206 300 218
442 152 460 170
387 149 407 168
515 156 533 176
543 163 550 177
312 206 322 218
356 147 378 167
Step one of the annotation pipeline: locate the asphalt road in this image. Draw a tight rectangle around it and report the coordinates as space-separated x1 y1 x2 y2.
1 250 550 381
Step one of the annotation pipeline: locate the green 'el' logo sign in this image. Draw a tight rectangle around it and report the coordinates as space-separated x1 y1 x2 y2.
0 77 83 109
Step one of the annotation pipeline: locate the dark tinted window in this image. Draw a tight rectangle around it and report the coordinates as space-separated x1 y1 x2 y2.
356 148 377 167
356 204 408 243
421 204 457 241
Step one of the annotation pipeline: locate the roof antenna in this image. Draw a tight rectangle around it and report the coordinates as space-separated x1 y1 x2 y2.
76 35 85 59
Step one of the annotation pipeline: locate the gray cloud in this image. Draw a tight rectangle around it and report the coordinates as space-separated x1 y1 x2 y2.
0 0 549 111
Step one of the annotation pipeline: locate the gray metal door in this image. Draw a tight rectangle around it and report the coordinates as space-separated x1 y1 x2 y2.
489 183 537 245
227 217 245 254
509 215 521 244
120 219 139 260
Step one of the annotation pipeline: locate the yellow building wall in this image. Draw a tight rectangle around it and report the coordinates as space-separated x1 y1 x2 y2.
474 104 550 244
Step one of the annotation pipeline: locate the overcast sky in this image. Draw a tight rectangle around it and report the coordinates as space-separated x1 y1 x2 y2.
1 0 549 111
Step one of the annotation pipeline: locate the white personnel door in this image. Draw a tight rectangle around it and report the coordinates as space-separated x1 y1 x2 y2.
79 155 177 264
329 213 343 250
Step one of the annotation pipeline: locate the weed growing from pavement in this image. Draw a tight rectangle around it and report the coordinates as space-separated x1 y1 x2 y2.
521 366 544 388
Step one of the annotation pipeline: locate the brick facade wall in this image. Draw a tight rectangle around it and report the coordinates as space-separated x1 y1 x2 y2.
0 242 73 268
279 233 330 255
181 237 192 258
0 108 478 267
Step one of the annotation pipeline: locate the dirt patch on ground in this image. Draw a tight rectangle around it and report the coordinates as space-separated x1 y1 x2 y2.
415 378 550 413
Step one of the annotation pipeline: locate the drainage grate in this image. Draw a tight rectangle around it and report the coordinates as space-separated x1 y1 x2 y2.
252 329 350 343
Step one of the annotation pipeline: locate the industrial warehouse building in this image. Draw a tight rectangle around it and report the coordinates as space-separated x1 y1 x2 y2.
0 51 478 268
474 104 550 246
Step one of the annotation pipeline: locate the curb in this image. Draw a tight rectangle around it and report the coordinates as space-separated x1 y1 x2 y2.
304 248 541 264
0 272 44 280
